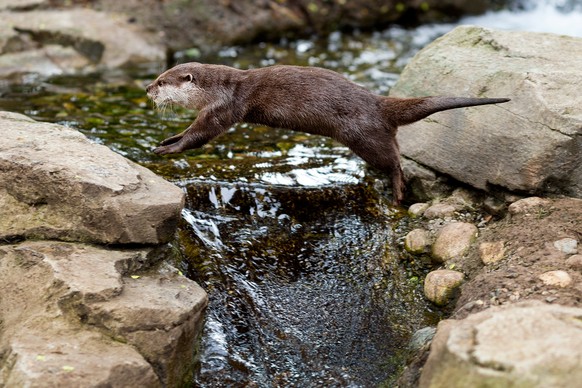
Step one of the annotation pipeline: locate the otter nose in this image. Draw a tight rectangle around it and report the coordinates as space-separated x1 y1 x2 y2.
145 83 154 94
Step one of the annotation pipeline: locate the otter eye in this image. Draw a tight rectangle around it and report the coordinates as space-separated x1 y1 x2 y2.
184 74 194 82
157 80 164 87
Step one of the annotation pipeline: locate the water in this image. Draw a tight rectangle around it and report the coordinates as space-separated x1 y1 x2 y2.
1 0 581 386
177 183 429 387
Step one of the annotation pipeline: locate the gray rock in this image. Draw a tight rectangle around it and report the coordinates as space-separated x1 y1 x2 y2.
424 269 464 306
553 237 578 254
0 111 184 245
432 222 478 263
419 302 582 387
405 228 432 254
392 26 582 199
0 241 208 387
402 158 455 201
409 326 437 352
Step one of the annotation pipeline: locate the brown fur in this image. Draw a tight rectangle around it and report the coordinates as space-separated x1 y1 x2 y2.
146 62 509 205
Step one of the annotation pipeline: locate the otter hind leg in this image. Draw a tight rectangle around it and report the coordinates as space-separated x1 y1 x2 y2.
347 134 405 205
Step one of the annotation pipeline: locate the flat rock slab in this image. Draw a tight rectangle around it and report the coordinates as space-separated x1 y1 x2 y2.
392 26 582 198
420 301 582 387
0 111 184 245
0 240 208 387
0 8 164 77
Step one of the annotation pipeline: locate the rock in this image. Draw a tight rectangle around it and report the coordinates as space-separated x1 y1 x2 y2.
553 237 578 254
538 270 572 288
482 196 506 217
409 326 437 352
402 158 454 201
404 228 432 254
419 302 582 387
0 241 208 387
479 241 505 265
82 0 494 54
392 26 582 199
565 254 582 271
508 197 551 215
424 203 457 219
424 270 464 306
0 8 164 78
432 222 478 263
408 202 430 217
0 111 184 245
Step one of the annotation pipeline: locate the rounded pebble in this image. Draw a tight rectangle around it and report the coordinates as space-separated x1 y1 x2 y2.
424 269 465 306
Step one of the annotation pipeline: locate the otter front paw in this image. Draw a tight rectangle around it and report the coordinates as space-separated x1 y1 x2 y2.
159 134 184 146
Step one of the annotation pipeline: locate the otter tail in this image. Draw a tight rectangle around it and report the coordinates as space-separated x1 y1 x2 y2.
384 96 510 127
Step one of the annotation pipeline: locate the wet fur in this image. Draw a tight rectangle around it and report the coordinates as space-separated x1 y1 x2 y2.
146 62 509 205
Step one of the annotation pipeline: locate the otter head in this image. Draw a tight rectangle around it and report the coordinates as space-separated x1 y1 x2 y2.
146 63 208 111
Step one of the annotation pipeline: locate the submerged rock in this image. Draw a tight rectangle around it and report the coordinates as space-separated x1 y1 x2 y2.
419 302 582 387
392 26 582 199
0 111 184 245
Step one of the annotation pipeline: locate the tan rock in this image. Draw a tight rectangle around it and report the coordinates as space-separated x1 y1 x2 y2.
419 302 582 388
508 197 550 215
538 270 572 288
424 203 457 219
432 222 478 263
0 241 208 387
404 228 432 254
408 202 430 217
565 254 582 271
0 112 184 245
424 270 464 306
479 241 506 264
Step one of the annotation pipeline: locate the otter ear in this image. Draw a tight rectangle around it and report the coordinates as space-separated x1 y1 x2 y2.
184 74 194 82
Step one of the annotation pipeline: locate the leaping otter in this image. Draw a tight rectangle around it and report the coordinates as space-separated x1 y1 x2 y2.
146 62 509 205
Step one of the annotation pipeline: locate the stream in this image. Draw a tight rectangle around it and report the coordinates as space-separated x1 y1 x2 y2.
1 0 581 386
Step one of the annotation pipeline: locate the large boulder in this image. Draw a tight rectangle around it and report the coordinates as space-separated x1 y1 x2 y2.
419 302 582 387
0 111 184 245
0 241 208 387
391 26 582 198
0 8 164 78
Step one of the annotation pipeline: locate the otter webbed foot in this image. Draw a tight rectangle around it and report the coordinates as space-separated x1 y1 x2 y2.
154 142 185 155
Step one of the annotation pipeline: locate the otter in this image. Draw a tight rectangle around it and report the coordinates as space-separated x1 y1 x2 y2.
146 62 509 205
